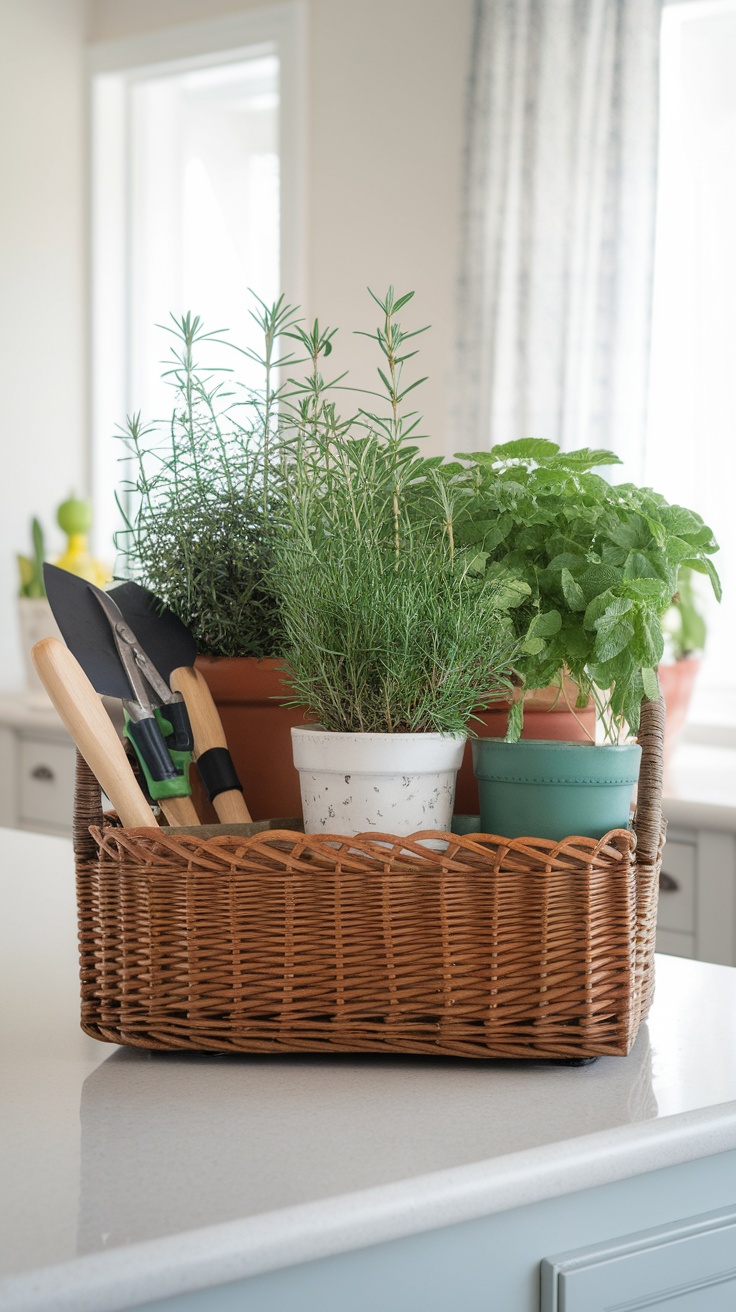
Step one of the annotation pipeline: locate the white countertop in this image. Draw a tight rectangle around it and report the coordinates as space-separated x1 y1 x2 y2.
664 743 736 831
3 830 736 1312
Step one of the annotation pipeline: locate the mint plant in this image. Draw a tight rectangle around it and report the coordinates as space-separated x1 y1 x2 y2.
445 440 721 742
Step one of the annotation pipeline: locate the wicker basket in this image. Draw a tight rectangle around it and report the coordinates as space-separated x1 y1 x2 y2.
73 699 665 1060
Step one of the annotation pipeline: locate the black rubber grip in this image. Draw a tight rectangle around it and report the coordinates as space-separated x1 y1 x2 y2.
196 747 243 802
127 716 178 782
164 700 194 752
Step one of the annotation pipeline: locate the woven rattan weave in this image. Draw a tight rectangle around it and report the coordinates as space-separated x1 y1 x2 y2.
73 698 665 1059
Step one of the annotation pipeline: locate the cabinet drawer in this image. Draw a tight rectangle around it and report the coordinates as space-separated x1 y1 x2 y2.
19 738 75 830
542 1205 736 1310
657 839 696 933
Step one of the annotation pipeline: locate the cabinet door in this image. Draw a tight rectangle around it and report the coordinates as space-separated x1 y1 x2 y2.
657 839 696 934
541 1205 736 1310
18 736 75 833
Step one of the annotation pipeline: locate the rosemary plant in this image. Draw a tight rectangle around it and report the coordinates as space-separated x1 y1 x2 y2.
116 301 299 657
272 290 523 734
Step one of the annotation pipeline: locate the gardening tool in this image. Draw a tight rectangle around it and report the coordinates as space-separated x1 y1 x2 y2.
43 565 200 827
106 581 252 824
31 638 155 829
43 565 249 823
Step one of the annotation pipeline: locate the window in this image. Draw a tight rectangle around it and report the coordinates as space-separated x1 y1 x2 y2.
88 7 305 554
647 0 736 698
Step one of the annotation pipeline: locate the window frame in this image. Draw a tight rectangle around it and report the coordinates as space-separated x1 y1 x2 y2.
86 2 307 556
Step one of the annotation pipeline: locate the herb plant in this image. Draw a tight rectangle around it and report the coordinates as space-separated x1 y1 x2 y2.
116 301 298 657
663 566 707 661
17 518 46 598
272 290 522 734
444 439 721 742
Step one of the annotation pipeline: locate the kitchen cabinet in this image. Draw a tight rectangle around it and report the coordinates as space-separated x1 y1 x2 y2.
542 1205 736 1310
660 744 736 965
0 694 76 836
3 829 736 1312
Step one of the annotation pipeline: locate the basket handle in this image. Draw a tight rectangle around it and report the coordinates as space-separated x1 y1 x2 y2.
634 690 666 865
73 751 104 861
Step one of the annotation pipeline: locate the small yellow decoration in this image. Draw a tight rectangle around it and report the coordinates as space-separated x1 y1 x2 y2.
54 496 110 587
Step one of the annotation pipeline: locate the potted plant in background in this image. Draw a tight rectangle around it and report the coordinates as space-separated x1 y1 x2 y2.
659 565 708 762
17 500 108 706
442 439 720 838
272 290 522 836
17 517 59 705
117 301 309 821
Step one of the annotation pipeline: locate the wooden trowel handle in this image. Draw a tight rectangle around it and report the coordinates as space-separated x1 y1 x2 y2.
169 666 252 823
32 638 155 829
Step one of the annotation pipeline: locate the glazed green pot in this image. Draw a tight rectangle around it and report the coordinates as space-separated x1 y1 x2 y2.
471 739 642 841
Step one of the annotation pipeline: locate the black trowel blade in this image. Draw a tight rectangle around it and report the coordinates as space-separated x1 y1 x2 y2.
43 563 136 700
107 581 197 682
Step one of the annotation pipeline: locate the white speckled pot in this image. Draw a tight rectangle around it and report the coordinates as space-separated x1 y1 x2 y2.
291 726 466 837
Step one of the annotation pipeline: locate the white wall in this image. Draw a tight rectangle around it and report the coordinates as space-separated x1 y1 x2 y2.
87 0 474 457
0 0 87 689
0 0 472 688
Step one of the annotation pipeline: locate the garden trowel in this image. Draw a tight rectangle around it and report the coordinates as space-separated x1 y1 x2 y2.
44 565 250 823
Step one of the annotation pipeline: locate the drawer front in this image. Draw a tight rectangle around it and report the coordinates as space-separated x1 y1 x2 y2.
657 839 696 933
542 1205 736 1311
19 738 75 830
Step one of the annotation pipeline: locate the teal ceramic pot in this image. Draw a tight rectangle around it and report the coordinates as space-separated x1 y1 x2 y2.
471 739 642 841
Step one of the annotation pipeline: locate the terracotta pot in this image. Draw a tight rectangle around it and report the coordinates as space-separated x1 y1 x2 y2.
658 656 701 765
193 656 310 822
454 681 597 815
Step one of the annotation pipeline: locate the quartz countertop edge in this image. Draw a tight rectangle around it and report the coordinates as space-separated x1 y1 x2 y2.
663 795 736 833
4 1100 736 1312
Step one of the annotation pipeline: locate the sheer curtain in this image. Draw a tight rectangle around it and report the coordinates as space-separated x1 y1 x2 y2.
645 2 736 695
453 0 662 472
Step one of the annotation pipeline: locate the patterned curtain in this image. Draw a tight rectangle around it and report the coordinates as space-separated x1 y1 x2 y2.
453 0 663 473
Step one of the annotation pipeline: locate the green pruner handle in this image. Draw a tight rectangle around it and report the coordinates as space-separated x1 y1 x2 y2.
123 708 193 801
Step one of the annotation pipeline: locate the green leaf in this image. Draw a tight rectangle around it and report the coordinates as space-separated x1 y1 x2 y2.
459 549 489 577
660 504 704 538
487 575 531 609
454 450 498 464
583 588 618 631
505 698 524 742
595 619 635 663
560 568 586 611
683 556 723 602
593 601 635 662
522 636 547 655
596 596 634 621
528 466 571 487
397 376 428 401
547 552 586 571
624 551 663 580
528 609 562 639
703 556 722 603
577 563 621 602
637 610 665 666
491 438 560 462
603 516 647 551
551 448 621 470
621 678 644 736
642 666 661 701
557 619 593 659
621 577 670 601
